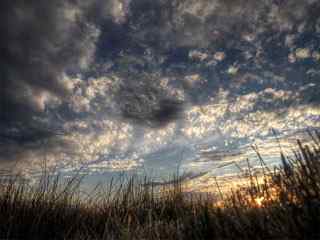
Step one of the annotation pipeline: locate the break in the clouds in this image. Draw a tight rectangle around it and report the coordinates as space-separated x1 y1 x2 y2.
1 0 320 181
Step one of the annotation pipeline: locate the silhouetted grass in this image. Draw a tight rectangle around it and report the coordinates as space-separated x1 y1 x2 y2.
1 132 320 239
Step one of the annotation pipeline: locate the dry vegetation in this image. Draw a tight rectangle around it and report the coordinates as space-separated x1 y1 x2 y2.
1 132 320 239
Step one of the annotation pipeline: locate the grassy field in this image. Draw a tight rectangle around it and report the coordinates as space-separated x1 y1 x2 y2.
1 132 320 239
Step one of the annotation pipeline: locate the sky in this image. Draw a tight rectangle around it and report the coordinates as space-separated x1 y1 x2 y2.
1 0 320 189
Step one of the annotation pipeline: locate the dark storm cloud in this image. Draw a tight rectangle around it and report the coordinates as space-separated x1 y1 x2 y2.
116 78 183 127
0 0 100 143
0 0 185 148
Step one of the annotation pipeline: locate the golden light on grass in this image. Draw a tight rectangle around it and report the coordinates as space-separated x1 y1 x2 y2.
254 196 265 207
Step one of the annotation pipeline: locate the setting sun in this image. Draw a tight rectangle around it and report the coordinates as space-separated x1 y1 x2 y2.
254 196 265 207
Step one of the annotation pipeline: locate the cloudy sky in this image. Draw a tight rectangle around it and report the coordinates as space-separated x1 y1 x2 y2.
1 0 320 188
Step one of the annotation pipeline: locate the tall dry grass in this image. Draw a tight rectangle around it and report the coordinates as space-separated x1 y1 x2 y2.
0 132 320 239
